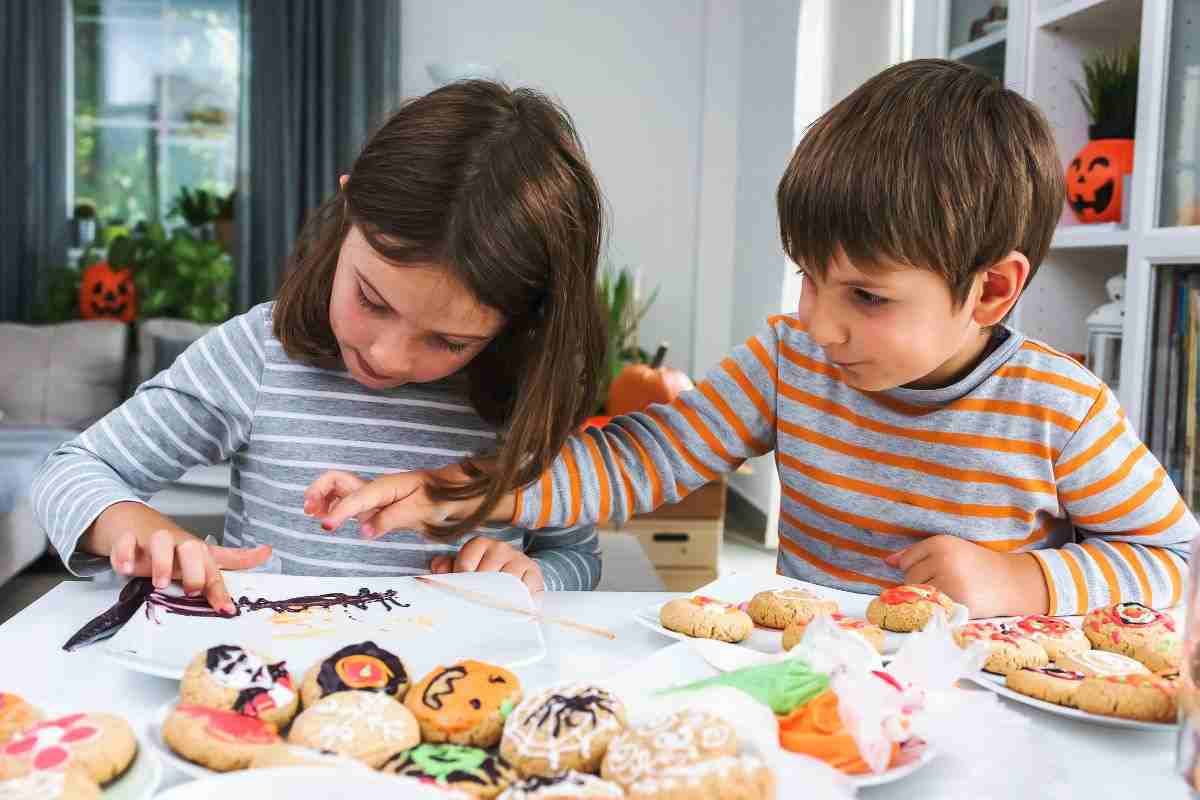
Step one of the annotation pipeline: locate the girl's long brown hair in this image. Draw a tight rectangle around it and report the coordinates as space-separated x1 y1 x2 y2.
273 80 606 537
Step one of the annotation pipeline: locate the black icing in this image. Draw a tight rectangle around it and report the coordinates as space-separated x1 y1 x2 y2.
315 641 407 698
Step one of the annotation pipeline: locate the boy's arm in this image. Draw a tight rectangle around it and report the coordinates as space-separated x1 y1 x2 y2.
1036 387 1195 613
524 524 601 591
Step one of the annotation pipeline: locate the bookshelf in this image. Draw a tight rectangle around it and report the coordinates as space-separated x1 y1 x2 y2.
915 0 1200 509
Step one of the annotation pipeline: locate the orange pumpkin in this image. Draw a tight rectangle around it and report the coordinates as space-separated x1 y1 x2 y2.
607 343 694 416
405 660 520 736
79 262 137 321
1066 138 1134 224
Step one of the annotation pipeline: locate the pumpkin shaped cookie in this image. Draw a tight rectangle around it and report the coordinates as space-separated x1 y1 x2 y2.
405 660 522 748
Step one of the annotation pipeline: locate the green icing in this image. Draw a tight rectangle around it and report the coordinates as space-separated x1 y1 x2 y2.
500 699 515 719
658 658 829 714
408 743 489 783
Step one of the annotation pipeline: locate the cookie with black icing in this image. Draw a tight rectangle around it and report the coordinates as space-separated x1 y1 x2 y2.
299 641 409 708
500 683 626 778
380 743 515 799
1084 602 1181 673
180 645 298 727
405 660 522 748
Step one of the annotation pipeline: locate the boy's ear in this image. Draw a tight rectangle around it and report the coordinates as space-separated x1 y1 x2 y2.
972 251 1031 327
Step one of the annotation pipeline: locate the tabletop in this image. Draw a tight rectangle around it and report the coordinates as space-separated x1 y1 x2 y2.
1 580 1186 798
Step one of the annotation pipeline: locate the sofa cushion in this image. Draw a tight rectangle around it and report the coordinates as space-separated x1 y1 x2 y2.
137 318 214 386
0 424 79 514
0 320 127 428
152 335 197 376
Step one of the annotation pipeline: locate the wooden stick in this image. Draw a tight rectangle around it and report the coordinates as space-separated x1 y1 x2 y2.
414 576 616 640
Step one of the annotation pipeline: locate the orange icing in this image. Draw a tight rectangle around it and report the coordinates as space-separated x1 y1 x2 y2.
407 660 519 733
957 622 1022 645
778 691 898 774
1015 615 1074 637
335 655 393 690
879 584 945 606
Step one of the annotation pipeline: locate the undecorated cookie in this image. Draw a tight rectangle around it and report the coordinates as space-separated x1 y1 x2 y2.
500 683 626 778
954 623 1048 675
0 695 40 747
783 614 884 653
659 596 753 643
1055 649 1151 678
1006 667 1087 707
0 770 101 800
405 660 522 748
1084 603 1181 673
0 713 136 786
1074 674 1177 723
624 754 775 800
299 641 409 708
287 690 418 767
180 645 298 728
380 743 516 799
498 771 625 799
866 584 956 632
600 709 737 789
1012 615 1091 661
162 704 280 772
747 588 838 629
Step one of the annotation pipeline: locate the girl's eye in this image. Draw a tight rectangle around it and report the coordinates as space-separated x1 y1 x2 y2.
356 286 389 314
432 337 469 355
853 288 887 306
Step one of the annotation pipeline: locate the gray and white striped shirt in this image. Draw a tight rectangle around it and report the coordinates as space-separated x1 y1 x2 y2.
31 302 600 590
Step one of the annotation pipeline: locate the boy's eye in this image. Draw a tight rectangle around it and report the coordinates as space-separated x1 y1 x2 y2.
852 287 887 306
356 285 389 314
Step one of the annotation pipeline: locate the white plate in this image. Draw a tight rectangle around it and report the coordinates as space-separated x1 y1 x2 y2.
102 572 546 680
633 573 968 655
966 671 1176 732
151 766 454 799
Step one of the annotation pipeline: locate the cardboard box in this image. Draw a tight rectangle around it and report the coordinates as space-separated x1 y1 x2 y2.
618 518 722 570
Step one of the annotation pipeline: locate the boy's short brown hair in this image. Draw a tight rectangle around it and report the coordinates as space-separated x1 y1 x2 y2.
778 59 1065 305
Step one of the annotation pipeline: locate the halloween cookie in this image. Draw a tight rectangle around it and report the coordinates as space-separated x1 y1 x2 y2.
0 713 136 786
1055 648 1151 678
498 771 625 799
746 588 838 629
162 704 280 772
624 754 775 800
248 743 370 770
0 695 40 747
659 596 753 643
405 661 522 748
380 744 516 799
600 709 737 789
953 622 1048 675
1084 602 1182 673
1074 674 1178 723
782 614 884 653
299 641 409 708
180 645 298 727
500 683 626 777
866 584 957 632
287 690 419 767
1006 667 1087 707
0 770 101 800
1012 615 1091 661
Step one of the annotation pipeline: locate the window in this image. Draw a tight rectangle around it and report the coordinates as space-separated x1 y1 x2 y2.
71 0 241 225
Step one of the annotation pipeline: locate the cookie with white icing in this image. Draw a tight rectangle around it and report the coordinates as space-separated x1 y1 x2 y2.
162 704 281 772
299 641 409 708
500 683 626 778
953 622 1049 676
180 645 298 727
405 660 522 748
0 713 136 786
747 588 838 629
782 614 884 653
0 770 101 800
498 771 624 799
1012 615 1091 661
600 709 737 789
624 754 775 800
1084 603 1182 673
1055 648 1151 678
1074 673 1177 723
380 743 516 799
0 695 40 748
1006 667 1087 707
659 596 753 643
867 584 957 632
287 690 419 767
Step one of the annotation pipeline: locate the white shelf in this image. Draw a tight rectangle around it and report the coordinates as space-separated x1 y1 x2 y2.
949 30 1007 60
1051 224 1131 249
1036 0 1144 32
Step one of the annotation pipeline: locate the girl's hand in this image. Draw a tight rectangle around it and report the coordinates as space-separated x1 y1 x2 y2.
429 536 545 594
305 467 484 539
109 528 272 615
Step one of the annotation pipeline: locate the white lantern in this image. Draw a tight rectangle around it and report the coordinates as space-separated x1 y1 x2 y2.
1086 274 1125 391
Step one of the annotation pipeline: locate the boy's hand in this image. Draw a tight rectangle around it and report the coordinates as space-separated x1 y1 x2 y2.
109 528 271 615
305 467 488 539
429 536 545 594
885 535 1049 618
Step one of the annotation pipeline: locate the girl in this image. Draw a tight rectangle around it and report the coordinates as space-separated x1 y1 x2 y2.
31 80 607 613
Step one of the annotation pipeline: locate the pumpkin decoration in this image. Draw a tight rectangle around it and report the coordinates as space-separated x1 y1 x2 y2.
78 261 137 322
606 343 694 416
1067 138 1134 224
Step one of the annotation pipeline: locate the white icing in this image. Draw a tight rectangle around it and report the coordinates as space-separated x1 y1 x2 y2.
301 691 413 751
626 754 765 793
206 647 297 710
1064 650 1150 676
603 709 732 785
0 772 66 800
503 683 623 770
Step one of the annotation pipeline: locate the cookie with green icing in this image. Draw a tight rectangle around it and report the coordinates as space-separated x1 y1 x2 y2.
380 743 515 799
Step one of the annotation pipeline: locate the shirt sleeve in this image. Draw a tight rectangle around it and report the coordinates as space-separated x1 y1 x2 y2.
513 319 781 530
525 524 601 591
30 306 269 576
1032 386 1195 613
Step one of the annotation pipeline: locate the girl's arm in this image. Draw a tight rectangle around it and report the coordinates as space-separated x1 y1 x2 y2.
523 523 601 591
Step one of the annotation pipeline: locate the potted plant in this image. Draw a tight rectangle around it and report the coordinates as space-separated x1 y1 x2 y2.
1067 46 1138 225
108 223 234 324
594 266 656 418
168 186 222 240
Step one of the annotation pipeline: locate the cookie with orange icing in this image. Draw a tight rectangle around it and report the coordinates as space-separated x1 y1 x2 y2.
299 641 409 708
659 596 753 643
1084 602 1181 673
0 712 136 786
1074 673 1177 723
747 588 838 629
1012 615 1090 661
953 622 1048 675
405 661 522 748
866 584 957 632
778 690 899 774
0 694 40 747
162 704 281 772
782 614 884 653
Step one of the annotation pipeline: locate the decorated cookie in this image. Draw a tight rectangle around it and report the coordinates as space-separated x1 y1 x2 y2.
1055 648 1151 678
1006 667 1087 707
162 704 280 772
500 683 626 778
247 743 371 770
866 584 957 632
782 614 884 653
659 596 753 643
1074 674 1177 723
287 690 419 767
180 645 298 728
1012 615 1091 661
0 713 136 786
299 641 409 708
405 661 522 748
0 770 102 800
0 695 40 747
600 709 737 789
498 771 625 799
953 622 1049 675
1084 603 1182 673
624 754 775 800
380 744 516 799
778 689 898 774
746 588 838 629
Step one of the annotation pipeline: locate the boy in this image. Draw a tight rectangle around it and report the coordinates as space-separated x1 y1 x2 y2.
309 60 1193 617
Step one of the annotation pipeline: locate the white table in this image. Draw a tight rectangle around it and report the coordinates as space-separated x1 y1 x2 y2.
1 581 1186 798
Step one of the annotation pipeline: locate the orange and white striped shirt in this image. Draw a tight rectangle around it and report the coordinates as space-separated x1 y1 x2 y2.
513 315 1194 613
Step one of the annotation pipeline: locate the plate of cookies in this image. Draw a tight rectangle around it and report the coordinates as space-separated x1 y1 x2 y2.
952 603 1181 731
634 573 968 656
0 693 163 800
